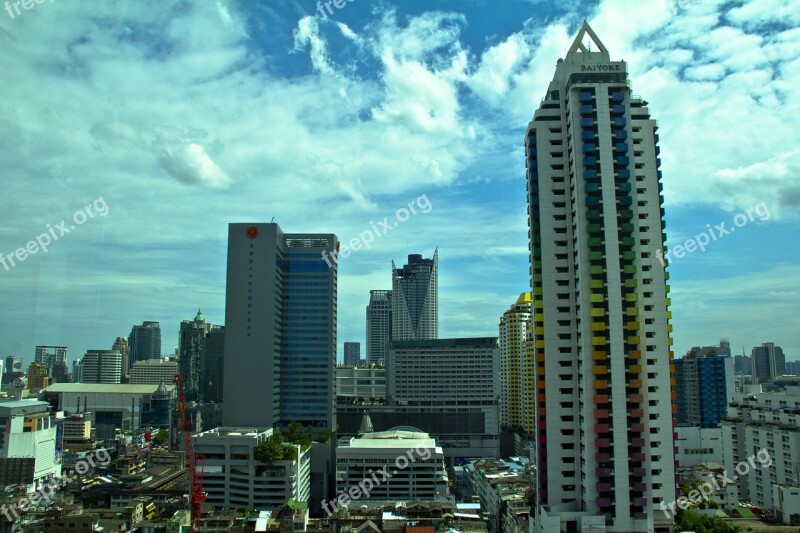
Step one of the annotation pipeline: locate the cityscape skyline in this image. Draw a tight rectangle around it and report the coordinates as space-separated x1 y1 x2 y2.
1 1 798 367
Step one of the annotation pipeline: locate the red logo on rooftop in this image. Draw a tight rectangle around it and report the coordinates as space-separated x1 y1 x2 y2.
246 226 258 239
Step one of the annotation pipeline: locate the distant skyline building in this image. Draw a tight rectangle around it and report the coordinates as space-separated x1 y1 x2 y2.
81 349 123 384
365 289 392 365
178 309 223 402
4 355 22 374
26 362 50 390
391 250 438 341
526 22 675 531
674 352 734 428
734 353 753 375
343 342 360 366
128 321 162 369
223 223 337 433
752 342 785 381
34 345 67 377
129 358 179 385
498 292 533 434
786 360 800 376
112 337 130 376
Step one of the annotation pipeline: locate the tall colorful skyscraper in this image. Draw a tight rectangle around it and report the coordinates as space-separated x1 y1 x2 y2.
527 22 676 532
391 251 438 341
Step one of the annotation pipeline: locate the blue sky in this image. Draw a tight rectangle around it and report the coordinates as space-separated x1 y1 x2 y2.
0 0 798 368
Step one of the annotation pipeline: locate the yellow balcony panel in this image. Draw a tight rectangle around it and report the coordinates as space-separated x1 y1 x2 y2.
627 336 640 344
628 364 642 374
590 308 605 317
626 321 640 330
626 308 640 317
670 378 676 386
589 279 604 289
629 379 642 388
535 327 545 335
589 294 605 303
591 322 606 332
628 350 642 359
668 337 674 345
591 336 607 346
536 340 545 348
667 324 673 332
535 313 544 321
534 301 544 309
625 293 638 302
665 298 672 306
592 352 607 361
666 311 672 319
593 380 609 389
593 366 608 375
669 364 676 373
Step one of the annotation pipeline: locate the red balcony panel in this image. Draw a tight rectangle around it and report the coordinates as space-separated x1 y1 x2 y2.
596 453 611 462
632 482 646 491
595 423 610 433
594 409 610 419
596 467 611 478
597 497 612 508
631 452 645 462
630 438 645 447
597 482 612 492
595 438 611 448
630 408 644 417
594 394 609 404
630 423 644 432
631 467 645 477
628 393 643 402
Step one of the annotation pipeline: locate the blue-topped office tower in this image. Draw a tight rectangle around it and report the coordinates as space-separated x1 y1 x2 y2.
674 352 734 428
526 22 676 532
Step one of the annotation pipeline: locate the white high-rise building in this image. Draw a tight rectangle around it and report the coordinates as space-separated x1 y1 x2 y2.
391 251 438 341
365 290 392 365
527 22 675 532
81 350 123 384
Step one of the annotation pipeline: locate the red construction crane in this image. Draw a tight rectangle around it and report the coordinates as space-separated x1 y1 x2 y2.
173 373 205 532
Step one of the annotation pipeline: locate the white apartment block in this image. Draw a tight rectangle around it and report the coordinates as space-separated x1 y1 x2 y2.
193 427 311 511
335 429 447 506
129 359 179 385
527 22 675 532
722 386 800 513
675 426 724 467
0 400 61 495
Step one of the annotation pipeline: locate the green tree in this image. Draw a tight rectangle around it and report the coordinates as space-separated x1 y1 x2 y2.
254 431 285 464
152 430 168 446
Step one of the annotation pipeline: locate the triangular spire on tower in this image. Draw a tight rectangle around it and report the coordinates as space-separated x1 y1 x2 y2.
566 20 610 62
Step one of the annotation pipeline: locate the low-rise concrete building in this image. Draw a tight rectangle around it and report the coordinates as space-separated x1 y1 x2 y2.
0 399 61 495
675 426 724 467
193 427 311 511
333 428 448 513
